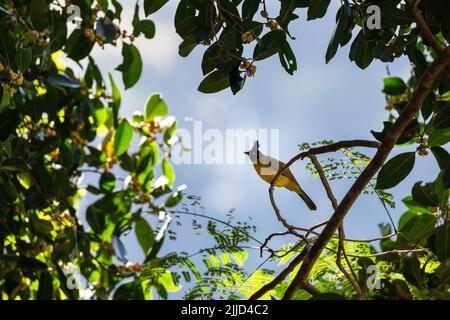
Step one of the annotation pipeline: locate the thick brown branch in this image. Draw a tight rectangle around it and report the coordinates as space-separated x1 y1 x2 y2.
249 247 308 300
302 282 321 296
282 47 450 300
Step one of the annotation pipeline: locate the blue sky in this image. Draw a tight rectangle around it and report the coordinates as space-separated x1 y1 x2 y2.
81 1 444 297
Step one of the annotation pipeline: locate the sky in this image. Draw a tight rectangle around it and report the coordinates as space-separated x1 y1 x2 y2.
80 0 445 297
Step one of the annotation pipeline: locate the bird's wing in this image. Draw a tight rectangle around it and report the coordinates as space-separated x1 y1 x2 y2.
258 156 297 181
277 159 300 184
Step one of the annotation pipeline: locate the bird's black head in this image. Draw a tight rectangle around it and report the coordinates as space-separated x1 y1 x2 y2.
244 141 260 161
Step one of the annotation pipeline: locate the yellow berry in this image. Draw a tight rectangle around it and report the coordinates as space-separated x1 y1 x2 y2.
16 74 24 86
2 83 12 93
246 65 257 77
84 28 94 38
28 30 39 40
268 20 278 30
38 39 49 47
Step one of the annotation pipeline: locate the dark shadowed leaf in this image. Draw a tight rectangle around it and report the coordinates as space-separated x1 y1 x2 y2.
0 108 20 141
198 71 230 93
253 30 286 61
100 171 116 192
144 0 169 16
430 147 450 170
411 182 439 207
376 152 416 189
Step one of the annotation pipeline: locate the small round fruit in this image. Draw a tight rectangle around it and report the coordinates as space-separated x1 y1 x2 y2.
268 20 278 30
28 30 39 40
247 65 257 77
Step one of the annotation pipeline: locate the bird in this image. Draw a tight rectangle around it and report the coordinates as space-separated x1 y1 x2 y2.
244 141 317 211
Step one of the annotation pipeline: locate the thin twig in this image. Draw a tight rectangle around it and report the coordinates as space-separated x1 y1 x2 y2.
309 154 366 299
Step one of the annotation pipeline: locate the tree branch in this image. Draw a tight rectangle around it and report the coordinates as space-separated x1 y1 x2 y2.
282 47 450 300
249 247 308 300
309 154 366 299
268 140 380 233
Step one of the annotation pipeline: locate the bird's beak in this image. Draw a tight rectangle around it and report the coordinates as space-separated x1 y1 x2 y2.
244 151 249 155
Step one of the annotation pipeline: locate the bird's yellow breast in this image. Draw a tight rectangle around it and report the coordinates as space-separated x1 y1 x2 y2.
253 164 291 188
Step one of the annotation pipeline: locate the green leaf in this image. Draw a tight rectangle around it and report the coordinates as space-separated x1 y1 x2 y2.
134 20 156 39
0 180 17 203
433 106 450 129
135 218 154 256
278 41 297 75
434 224 450 262
33 218 53 234
109 73 121 108
401 257 424 289
253 30 286 61
242 0 260 20
144 0 169 16
66 29 95 61
19 47 32 72
112 0 123 20
444 163 450 189
37 271 53 300
1 158 29 172
114 119 133 156
398 211 419 230
430 146 450 170
30 0 49 31
165 191 183 207
349 30 375 69
100 171 116 192
175 0 196 30
411 182 439 207
326 6 352 64
376 152 416 190
0 108 20 141
0 25 16 66
162 158 175 186
402 196 429 214
383 77 407 95
399 214 436 242
428 128 450 147
381 6 413 27
307 0 331 20
198 70 230 94
117 43 142 89
145 93 169 121
178 34 198 57
113 281 145 299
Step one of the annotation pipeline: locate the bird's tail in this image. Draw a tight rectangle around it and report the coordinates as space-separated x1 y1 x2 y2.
297 190 317 211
